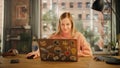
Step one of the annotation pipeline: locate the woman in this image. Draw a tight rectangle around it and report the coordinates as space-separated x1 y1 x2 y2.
26 12 93 59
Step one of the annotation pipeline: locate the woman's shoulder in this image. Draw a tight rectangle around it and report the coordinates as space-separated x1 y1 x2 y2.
75 31 84 37
73 31 86 39
48 33 60 39
49 33 55 38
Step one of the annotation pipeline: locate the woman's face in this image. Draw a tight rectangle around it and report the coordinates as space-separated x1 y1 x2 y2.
60 18 72 34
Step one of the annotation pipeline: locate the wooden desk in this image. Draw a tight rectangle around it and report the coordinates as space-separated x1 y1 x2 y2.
0 54 120 68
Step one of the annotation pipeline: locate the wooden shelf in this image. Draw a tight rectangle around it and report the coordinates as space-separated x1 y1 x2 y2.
5 26 32 54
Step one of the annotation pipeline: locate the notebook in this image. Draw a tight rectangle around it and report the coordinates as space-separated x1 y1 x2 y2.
38 39 78 62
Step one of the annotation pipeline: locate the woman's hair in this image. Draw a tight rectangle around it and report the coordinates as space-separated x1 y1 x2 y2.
55 12 77 36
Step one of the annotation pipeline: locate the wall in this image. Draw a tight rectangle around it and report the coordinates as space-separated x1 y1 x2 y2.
0 0 4 35
2 0 31 53
11 0 30 27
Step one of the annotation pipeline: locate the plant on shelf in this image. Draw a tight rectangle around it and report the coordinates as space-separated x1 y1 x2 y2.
108 41 116 51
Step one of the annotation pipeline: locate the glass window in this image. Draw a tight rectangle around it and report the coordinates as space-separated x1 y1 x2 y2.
78 14 82 20
61 2 66 9
78 2 82 8
69 2 74 8
94 26 98 33
41 0 112 54
86 2 90 8
53 2 57 10
43 3 47 9
86 14 90 20
104 14 111 20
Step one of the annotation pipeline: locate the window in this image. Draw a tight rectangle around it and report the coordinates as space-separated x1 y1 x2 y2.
86 14 90 20
78 14 82 20
41 0 112 54
94 14 98 20
43 3 47 9
77 2 82 8
94 26 98 33
86 2 90 8
69 2 74 8
61 2 66 9
104 14 111 20
53 2 57 10
104 3 109 10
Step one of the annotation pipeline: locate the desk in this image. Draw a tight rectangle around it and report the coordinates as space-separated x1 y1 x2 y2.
0 54 120 68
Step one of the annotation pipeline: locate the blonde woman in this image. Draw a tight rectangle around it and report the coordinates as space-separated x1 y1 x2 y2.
26 12 93 59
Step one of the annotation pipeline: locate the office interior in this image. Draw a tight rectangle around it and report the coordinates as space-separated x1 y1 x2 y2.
0 0 120 56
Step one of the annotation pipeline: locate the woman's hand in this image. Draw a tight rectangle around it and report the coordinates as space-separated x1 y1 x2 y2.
26 50 40 59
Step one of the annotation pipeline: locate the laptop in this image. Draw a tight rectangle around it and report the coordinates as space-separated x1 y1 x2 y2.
38 39 78 62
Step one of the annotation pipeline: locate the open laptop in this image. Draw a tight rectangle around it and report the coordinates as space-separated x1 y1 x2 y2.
38 39 78 62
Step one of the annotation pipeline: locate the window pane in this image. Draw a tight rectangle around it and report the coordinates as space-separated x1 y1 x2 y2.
78 14 82 20
53 2 57 10
69 2 74 8
86 14 90 20
61 2 66 9
41 0 112 54
43 3 47 9
78 2 82 8
86 2 90 8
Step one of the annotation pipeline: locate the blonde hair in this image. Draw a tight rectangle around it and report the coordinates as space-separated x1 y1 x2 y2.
55 12 77 37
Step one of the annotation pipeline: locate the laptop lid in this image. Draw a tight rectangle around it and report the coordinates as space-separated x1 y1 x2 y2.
38 39 78 62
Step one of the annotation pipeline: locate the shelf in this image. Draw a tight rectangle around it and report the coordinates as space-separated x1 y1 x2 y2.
5 26 32 54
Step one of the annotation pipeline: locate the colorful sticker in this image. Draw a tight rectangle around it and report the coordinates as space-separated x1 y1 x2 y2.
46 45 54 49
70 56 77 61
59 53 64 57
47 53 54 59
70 41 75 46
53 56 59 61
61 56 66 61
53 40 60 46
40 48 48 53
54 47 62 54
62 41 68 46
71 48 77 55
41 54 47 60
64 51 70 56
40 41 47 46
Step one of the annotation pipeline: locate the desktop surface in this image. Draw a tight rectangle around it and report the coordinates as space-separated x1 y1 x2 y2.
0 54 120 68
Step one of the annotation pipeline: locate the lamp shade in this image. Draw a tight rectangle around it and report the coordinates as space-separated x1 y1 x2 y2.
92 0 104 11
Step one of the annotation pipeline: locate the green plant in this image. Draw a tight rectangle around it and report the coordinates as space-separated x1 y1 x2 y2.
42 10 58 24
84 29 99 47
108 41 116 50
75 20 99 47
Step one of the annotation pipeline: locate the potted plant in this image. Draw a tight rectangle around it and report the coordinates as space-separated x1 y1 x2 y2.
108 41 116 51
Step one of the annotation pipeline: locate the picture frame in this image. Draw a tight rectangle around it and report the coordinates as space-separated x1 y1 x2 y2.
16 5 28 20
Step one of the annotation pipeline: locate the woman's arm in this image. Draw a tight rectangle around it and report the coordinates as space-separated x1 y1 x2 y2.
78 43 93 57
77 33 93 57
